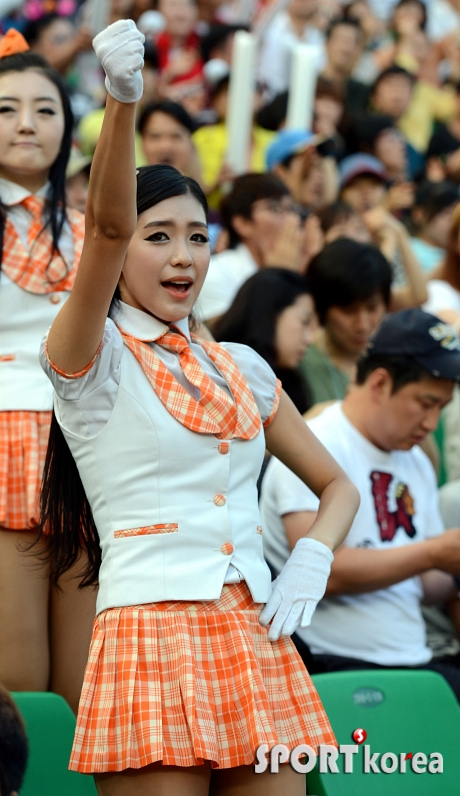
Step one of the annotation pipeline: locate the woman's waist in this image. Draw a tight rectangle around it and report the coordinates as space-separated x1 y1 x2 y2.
97 581 262 620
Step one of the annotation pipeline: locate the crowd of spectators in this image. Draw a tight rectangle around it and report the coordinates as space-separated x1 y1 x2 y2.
2 0 460 743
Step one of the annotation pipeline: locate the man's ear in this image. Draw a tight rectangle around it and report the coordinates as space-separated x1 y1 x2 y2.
231 214 254 241
367 367 393 403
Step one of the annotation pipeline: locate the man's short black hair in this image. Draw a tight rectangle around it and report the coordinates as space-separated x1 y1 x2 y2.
351 114 396 151
413 181 459 222
0 686 28 796
307 238 392 324
326 16 362 41
356 354 433 392
220 173 290 249
371 65 416 96
138 101 197 136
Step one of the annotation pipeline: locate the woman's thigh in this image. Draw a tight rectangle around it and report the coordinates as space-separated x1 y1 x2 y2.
0 529 50 691
95 761 212 796
211 762 306 796
50 553 98 714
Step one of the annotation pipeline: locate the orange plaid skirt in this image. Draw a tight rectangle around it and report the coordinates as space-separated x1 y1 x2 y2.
0 410 51 531
70 582 336 773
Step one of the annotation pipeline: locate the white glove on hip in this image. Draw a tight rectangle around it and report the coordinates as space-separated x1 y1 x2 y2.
93 19 145 104
259 537 333 642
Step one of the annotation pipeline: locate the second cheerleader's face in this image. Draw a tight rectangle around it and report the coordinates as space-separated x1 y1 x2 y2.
0 70 65 187
120 192 210 323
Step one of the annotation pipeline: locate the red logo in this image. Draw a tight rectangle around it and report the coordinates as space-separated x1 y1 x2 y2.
352 728 367 745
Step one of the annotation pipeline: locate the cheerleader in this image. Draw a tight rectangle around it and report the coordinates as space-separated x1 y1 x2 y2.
0 28 96 712
40 21 359 796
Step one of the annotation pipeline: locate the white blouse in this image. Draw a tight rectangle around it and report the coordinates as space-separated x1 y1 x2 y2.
44 301 279 437
0 178 79 411
0 177 75 264
42 301 280 588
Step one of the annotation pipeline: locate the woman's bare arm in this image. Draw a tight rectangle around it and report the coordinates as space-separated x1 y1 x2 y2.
264 391 360 551
47 96 137 375
47 22 144 374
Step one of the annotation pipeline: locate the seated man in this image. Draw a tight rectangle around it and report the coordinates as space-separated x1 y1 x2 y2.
299 238 392 403
266 128 336 211
260 309 460 698
197 173 303 324
138 100 200 179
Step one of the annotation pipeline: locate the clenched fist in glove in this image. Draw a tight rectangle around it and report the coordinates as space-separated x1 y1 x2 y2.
259 537 333 641
93 19 145 104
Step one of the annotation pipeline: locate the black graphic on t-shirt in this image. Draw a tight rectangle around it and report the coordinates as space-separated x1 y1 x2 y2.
370 471 416 542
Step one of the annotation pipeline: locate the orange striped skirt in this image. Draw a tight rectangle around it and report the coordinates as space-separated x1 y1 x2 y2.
70 582 336 773
0 410 51 531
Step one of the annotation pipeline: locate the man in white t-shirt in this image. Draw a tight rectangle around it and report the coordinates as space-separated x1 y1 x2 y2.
197 174 300 324
261 308 460 698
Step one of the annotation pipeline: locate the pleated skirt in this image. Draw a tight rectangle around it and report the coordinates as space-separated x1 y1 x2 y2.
70 582 336 773
0 410 51 530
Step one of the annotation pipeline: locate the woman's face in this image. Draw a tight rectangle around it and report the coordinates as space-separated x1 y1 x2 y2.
275 294 316 369
120 192 210 324
326 294 386 356
0 70 65 191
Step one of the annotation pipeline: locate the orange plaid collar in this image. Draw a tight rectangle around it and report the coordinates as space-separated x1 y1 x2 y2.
118 322 261 441
1 200 84 295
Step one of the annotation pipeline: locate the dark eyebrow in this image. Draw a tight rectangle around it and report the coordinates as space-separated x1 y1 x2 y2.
143 220 208 230
422 393 443 403
0 95 58 102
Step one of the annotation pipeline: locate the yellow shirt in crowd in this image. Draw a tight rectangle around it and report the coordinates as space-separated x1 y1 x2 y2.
397 76 456 153
192 122 275 209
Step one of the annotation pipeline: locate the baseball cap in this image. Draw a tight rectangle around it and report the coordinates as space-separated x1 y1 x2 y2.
366 308 460 380
266 129 317 171
339 153 388 189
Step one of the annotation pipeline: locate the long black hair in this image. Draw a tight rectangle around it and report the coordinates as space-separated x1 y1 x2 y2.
0 51 74 269
40 165 208 588
214 268 313 413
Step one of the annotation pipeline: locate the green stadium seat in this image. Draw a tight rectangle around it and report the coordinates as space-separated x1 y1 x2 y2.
11 692 97 796
306 669 460 796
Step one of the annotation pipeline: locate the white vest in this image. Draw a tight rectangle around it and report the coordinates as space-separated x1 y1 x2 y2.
55 348 273 614
0 273 69 411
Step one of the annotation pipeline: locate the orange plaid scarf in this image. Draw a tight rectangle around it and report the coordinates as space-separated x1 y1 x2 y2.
2 195 85 294
120 327 261 440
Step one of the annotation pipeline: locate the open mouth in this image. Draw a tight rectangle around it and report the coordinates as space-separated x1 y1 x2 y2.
161 278 193 299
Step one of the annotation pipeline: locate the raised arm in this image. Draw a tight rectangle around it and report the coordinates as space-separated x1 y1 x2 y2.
46 20 144 375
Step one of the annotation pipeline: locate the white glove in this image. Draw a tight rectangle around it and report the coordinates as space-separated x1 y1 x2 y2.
259 537 333 642
93 20 145 104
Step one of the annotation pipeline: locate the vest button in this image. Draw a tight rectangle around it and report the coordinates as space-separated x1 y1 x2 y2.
213 494 226 507
49 293 61 304
256 526 262 534
221 543 234 555
218 442 230 455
